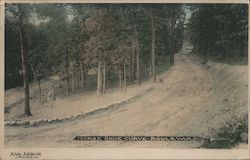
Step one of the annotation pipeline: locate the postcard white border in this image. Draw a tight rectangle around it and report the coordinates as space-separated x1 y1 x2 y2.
0 1 249 159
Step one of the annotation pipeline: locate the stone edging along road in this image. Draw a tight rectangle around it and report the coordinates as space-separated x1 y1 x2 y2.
5 87 154 127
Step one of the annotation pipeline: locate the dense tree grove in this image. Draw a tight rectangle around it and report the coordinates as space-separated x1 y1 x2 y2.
187 4 248 59
5 3 185 115
5 4 248 116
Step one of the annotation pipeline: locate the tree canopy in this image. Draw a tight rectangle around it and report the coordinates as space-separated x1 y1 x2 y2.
186 4 248 59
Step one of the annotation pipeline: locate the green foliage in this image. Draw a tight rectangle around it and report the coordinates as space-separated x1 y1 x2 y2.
5 3 185 90
201 119 248 149
187 4 248 58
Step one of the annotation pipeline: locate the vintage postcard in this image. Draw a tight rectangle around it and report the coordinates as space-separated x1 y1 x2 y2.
0 0 249 159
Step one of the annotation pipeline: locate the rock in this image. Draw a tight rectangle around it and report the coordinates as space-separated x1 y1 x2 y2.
240 132 248 143
10 121 17 126
22 121 30 125
36 120 42 125
76 114 81 118
37 119 45 125
51 118 60 122
15 121 22 126
52 118 58 122
58 118 63 122
210 137 215 142
236 122 242 128
64 117 69 120
4 121 10 125
48 119 53 123
30 121 37 126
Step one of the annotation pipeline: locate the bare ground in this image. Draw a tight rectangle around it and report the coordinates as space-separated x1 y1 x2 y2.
4 53 248 148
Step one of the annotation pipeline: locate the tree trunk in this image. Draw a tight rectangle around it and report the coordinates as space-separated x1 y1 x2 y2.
59 79 62 88
240 40 243 56
72 73 75 93
241 37 247 57
136 49 141 85
97 57 102 95
77 75 80 89
149 52 152 78
123 61 126 92
172 54 175 65
196 8 200 54
80 63 84 92
131 47 135 81
169 19 175 66
197 30 200 53
119 64 122 90
224 44 229 59
38 78 41 97
83 72 87 88
170 53 174 66
151 11 156 83
19 28 31 116
131 26 136 82
102 60 106 94
169 43 174 66
66 78 69 96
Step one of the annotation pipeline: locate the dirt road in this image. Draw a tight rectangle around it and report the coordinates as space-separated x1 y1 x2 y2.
5 53 247 148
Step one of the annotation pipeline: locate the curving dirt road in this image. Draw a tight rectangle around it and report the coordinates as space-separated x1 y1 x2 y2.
5 53 247 148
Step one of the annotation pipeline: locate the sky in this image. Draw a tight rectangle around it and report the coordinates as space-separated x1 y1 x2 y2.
184 6 192 24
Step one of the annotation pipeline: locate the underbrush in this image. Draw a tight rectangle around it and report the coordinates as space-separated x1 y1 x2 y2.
201 117 248 148
193 51 248 65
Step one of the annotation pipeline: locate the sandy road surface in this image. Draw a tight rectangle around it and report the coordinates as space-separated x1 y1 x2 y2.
5 53 247 148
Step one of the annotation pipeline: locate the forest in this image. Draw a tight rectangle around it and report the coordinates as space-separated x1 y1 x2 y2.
5 3 248 116
5 4 185 116
187 4 248 59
